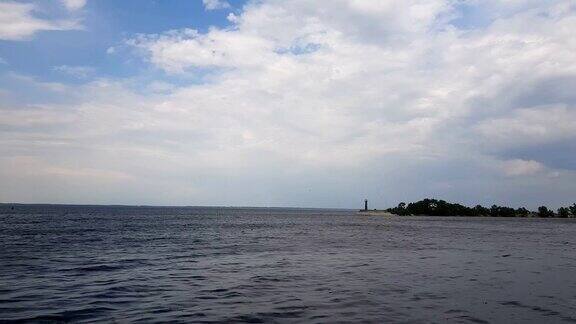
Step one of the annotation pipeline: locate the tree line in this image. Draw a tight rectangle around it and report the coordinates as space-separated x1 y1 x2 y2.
385 198 576 218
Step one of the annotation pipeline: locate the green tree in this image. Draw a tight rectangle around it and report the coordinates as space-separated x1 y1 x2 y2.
490 205 500 217
569 204 576 218
516 207 529 217
474 205 489 216
558 207 570 218
499 206 516 217
387 202 408 216
538 206 553 218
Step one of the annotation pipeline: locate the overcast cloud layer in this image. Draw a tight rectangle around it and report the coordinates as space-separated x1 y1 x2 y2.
1 0 576 208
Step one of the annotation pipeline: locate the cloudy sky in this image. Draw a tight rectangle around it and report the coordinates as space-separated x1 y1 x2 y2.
1 0 575 209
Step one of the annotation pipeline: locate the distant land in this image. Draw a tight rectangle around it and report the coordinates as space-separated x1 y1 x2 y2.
363 198 576 218
2 200 576 218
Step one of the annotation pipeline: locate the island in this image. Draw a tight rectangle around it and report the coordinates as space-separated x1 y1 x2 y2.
359 198 576 218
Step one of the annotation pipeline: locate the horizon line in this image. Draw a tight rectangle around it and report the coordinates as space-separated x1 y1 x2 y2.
0 202 355 211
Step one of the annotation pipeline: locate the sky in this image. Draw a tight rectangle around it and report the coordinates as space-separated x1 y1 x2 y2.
1 0 576 209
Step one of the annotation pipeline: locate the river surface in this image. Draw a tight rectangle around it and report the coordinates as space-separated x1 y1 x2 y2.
1 205 575 323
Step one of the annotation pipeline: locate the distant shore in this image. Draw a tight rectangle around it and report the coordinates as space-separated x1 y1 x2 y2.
357 210 394 216
367 198 576 218
357 210 576 218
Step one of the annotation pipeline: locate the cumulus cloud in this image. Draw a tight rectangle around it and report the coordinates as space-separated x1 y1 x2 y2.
202 0 230 10
128 28 276 72
61 0 87 11
0 1 81 41
3 0 576 207
501 159 545 177
53 65 96 79
476 106 576 148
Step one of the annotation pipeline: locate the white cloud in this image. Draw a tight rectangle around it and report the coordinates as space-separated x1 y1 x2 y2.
53 65 96 79
0 1 81 41
61 0 87 11
5 72 70 92
127 0 576 168
147 81 176 93
476 106 576 148
501 159 545 176
128 28 276 72
202 0 230 10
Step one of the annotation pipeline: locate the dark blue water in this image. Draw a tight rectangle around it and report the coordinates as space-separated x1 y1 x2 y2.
1 205 576 323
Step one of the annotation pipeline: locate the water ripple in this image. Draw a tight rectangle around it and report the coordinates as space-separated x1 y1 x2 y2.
1 205 576 322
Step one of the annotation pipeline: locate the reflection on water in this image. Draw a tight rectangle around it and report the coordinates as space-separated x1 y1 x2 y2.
1 205 575 323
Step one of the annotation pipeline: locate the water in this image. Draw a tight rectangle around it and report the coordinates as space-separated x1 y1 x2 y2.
1 205 576 323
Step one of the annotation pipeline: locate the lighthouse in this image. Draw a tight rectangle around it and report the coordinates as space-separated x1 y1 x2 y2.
364 199 368 211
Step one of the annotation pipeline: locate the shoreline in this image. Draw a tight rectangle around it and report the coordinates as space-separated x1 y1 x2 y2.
357 210 576 219
357 210 395 216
